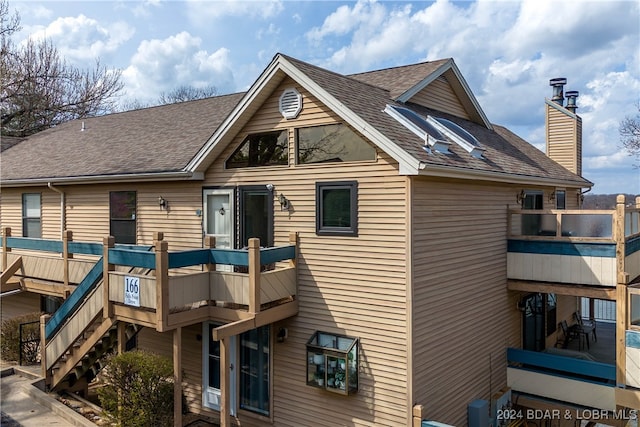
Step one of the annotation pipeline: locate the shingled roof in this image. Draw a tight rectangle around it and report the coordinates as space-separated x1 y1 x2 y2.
1 53 591 189
1 93 243 183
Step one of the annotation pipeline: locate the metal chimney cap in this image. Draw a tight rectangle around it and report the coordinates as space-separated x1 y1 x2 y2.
549 77 567 86
565 90 579 97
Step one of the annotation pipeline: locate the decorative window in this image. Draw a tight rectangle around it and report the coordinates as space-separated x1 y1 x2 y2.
110 191 136 244
297 124 376 164
316 181 358 236
22 193 41 238
239 325 270 416
226 130 288 168
306 331 358 395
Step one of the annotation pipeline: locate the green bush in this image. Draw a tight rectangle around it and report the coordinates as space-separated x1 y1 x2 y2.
0 312 42 363
97 350 174 427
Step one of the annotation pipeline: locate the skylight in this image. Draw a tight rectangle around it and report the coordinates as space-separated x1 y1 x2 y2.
427 116 485 158
383 105 451 154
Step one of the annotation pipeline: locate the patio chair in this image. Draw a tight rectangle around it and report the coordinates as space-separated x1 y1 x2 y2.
559 320 579 349
574 312 597 342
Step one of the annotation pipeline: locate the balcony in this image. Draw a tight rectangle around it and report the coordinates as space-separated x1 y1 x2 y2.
1 228 298 334
507 197 640 289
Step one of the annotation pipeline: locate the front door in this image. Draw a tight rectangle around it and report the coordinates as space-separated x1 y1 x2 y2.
239 186 273 248
203 189 234 269
203 323 237 414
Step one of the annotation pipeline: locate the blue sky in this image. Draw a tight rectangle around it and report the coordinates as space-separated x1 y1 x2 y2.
10 0 640 195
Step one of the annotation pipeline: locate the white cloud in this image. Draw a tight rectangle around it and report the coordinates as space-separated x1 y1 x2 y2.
131 0 163 18
121 31 235 104
26 15 135 62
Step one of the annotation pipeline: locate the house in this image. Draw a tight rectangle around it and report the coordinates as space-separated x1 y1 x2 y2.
1 53 639 426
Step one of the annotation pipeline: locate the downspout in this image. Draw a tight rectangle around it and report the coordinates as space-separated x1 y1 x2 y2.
47 182 65 238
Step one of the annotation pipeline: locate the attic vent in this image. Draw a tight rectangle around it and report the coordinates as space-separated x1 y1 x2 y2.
279 88 302 119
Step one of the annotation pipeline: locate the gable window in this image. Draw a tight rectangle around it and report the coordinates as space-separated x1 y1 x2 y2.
22 193 41 238
297 124 375 164
226 130 288 168
239 325 270 416
316 181 358 236
110 191 136 244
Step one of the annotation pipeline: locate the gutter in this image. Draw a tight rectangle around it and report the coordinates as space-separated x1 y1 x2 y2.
3 171 204 188
48 182 65 238
416 161 593 189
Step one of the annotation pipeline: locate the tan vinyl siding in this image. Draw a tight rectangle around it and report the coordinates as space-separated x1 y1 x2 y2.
0 292 40 322
410 76 470 120
0 190 23 236
411 178 520 425
546 105 582 176
202 78 411 426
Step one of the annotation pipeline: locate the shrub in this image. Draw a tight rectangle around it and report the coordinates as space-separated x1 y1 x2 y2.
97 350 174 427
0 312 42 363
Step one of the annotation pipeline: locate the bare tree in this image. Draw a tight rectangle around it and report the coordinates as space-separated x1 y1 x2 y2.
620 103 640 167
157 85 218 104
0 0 123 136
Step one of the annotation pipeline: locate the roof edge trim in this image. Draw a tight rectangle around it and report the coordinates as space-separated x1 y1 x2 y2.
1 171 203 187
545 98 580 120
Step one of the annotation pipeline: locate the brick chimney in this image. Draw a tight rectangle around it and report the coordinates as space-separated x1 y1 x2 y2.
545 78 582 176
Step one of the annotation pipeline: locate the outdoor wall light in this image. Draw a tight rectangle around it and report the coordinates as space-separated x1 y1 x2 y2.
278 193 290 211
548 191 556 202
158 196 168 210
516 190 525 205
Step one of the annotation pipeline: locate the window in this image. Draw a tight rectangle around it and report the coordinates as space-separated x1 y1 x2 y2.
383 105 450 153
22 193 41 238
226 130 288 168
239 325 270 416
110 191 136 244
522 191 543 209
316 181 358 236
297 124 375 164
555 190 566 210
239 186 273 248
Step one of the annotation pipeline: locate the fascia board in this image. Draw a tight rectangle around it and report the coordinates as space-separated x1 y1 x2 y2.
0 171 204 187
397 59 493 131
418 162 593 188
276 58 421 175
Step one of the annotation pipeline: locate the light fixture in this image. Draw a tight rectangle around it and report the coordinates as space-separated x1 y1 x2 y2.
158 196 168 210
266 183 274 192
278 193 290 211
516 190 525 205
548 191 556 202
277 327 288 343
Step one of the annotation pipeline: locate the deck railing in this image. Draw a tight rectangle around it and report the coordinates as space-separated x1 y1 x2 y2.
507 196 640 286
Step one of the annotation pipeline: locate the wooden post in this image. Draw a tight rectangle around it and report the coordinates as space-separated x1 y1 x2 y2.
412 404 424 427
40 314 51 386
2 227 11 271
615 194 627 387
62 230 73 286
155 232 169 331
103 236 115 319
116 322 126 355
173 327 182 427
288 232 298 268
555 211 562 237
219 336 231 427
248 238 261 314
204 236 216 272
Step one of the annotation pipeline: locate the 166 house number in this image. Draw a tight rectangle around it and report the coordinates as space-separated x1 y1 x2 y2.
124 276 140 307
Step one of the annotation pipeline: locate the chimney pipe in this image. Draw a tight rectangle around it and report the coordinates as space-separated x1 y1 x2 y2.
549 77 567 106
565 91 579 113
